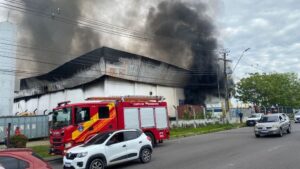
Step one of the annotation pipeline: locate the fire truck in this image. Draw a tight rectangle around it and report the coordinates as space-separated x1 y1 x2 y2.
49 96 170 155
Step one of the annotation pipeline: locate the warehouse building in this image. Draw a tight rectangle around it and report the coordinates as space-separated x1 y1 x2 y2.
14 47 191 117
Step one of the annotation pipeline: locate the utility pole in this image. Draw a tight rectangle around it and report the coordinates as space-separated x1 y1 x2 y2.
219 50 231 122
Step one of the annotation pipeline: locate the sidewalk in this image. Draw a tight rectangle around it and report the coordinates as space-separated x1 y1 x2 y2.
0 139 49 149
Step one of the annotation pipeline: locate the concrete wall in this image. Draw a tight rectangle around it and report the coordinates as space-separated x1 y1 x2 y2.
84 81 105 98
13 77 185 117
0 22 16 116
105 77 135 96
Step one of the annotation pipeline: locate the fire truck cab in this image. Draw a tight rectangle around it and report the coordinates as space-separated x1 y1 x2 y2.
49 96 170 155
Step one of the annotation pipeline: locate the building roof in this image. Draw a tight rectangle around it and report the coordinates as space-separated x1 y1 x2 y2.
16 47 190 99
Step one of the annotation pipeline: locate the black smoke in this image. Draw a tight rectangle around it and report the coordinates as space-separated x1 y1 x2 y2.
147 1 224 105
19 0 101 72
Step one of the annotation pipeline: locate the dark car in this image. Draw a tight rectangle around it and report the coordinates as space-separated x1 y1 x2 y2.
0 148 52 169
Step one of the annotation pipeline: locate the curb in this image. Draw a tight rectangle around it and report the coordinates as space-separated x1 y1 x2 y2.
170 125 245 139
44 156 62 162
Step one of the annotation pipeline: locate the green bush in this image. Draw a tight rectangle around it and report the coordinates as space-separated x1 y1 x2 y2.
183 111 190 120
10 134 28 148
206 112 212 119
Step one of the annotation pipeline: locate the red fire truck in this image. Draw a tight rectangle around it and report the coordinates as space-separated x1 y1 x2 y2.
49 96 170 155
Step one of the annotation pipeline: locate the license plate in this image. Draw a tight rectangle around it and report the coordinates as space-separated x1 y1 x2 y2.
64 163 71 167
261 130 268 133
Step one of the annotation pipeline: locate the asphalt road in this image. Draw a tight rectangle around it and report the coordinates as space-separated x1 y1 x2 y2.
50 124 300 169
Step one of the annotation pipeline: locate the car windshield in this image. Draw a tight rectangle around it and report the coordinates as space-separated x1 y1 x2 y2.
259 116 279 123
295 112 300 116
83 131 113 146
51 108 72 129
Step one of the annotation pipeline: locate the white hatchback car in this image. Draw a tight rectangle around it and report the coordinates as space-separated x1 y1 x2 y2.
63 129 153 169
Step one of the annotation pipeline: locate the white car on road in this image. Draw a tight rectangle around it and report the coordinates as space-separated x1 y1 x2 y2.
294 112 300 123
246 113 263 126
254 113 291 137
63 129 153 169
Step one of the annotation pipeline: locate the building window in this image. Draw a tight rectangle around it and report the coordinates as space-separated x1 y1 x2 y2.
98 107 110 119
75 107 90 123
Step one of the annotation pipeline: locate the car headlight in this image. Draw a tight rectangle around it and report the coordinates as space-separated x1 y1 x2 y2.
65 142 72 149
77 152 88 158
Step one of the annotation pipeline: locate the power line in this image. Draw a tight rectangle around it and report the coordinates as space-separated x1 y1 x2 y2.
0 67 219 87
0 41 220 75
0 2 150 41
0 1 221 52
3 0 150 37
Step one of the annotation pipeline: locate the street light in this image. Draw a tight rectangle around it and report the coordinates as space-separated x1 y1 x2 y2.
232 48 251 74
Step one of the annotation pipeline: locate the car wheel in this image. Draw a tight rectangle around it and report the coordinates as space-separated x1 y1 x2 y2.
287 126 291 134
88 158 105 169
278 129 283 137
255 134 260 138
140 148 152 163
145 132 156 147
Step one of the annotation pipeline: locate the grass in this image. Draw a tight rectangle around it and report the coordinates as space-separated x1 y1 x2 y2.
30 145 58 159
170 123 245 138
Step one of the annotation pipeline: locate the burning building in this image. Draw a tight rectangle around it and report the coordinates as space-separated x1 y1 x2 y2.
14 47 190 116
5 1 228 116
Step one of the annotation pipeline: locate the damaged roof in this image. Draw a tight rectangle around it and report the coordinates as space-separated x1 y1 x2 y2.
16 47 190 99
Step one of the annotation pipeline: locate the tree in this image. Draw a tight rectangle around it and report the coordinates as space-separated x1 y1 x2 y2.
235 72 300 107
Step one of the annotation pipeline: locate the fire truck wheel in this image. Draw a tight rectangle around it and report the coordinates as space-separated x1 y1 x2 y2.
159 140 163 143
145 132 156 147
139 148 152 163
87 158 105 169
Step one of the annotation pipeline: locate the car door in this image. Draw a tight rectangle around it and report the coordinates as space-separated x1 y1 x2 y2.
105 132 128 165
279 115 288 130
124 131 142 160
283 115 290 129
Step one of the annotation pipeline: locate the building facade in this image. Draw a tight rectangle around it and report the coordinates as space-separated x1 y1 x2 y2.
0 21 16 116
14 47 189 117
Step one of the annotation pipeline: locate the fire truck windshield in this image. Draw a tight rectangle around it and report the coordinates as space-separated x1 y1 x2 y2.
52 108 72 129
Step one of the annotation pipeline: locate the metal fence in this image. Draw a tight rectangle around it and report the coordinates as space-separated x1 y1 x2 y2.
0 115 48 142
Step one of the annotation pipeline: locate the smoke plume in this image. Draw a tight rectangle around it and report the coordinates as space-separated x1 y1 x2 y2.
19 0 101 72
147 1 224 105
17 0 225 105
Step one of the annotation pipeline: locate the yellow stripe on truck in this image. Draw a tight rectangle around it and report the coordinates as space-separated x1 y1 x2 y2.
71 103 116 142
71 113 98 140
92 103 116 132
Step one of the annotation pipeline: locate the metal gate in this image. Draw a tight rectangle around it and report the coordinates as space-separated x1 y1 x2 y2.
0 115 48 142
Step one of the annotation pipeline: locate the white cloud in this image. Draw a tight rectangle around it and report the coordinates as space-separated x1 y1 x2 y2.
250 18 270 29
218 0 300 81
